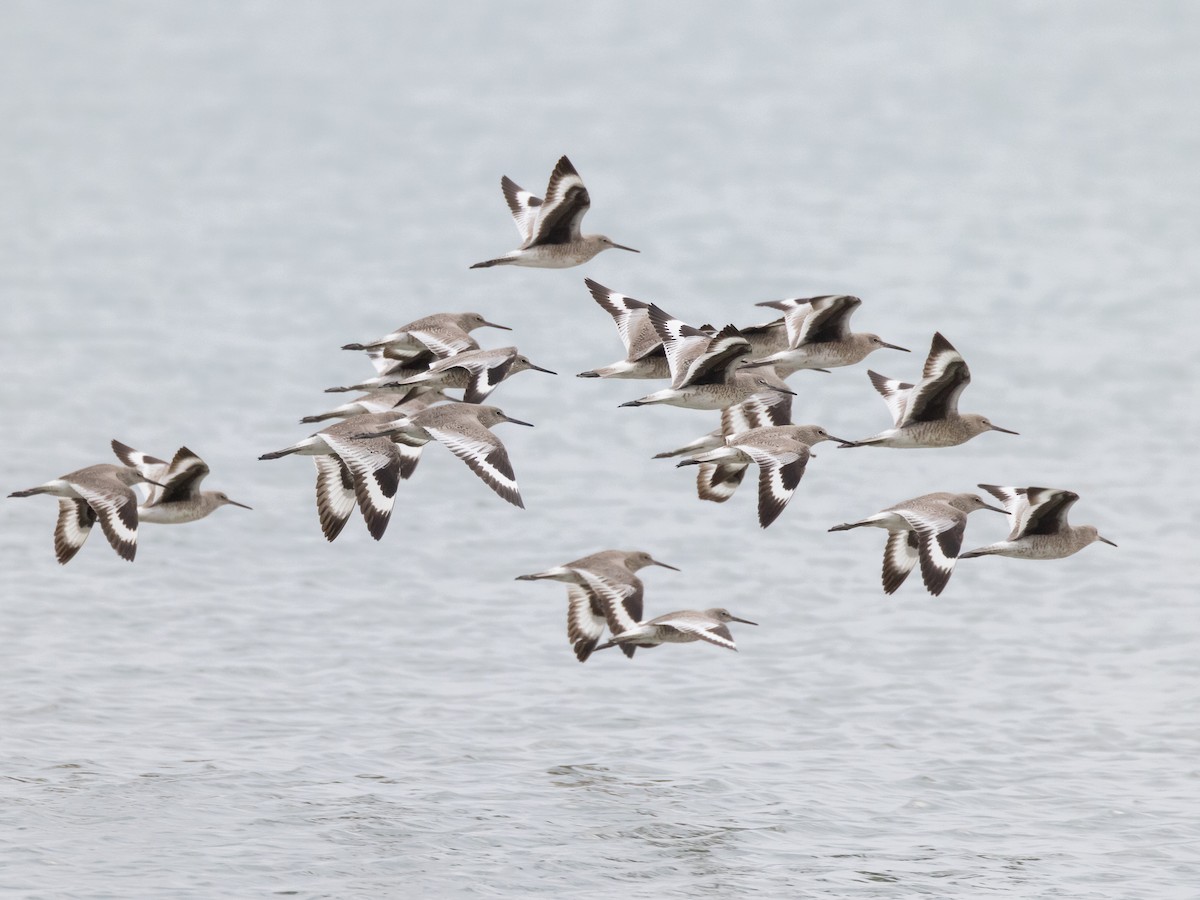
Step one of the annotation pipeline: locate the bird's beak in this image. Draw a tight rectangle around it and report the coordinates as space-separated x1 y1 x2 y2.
612 243 639 253
990 424 1019 435
731 616 758 626
772 385 797 396
882 342 910 352
826 435 854 446
502 415 534 427
227 498 253 510
1099 536 1118 547
483 320 512 331
651 559 681 571
529 363 557 375
983 502 1008 514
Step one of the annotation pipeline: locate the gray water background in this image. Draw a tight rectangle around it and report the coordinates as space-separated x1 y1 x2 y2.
2 2 1198 897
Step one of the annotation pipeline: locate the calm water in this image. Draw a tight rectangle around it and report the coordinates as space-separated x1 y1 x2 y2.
2 3 1198 897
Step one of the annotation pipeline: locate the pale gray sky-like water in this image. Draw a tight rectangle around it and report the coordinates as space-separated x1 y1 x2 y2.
1 3 1198 897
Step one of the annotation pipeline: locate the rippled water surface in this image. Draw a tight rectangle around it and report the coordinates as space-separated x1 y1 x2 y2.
2 3 1198 897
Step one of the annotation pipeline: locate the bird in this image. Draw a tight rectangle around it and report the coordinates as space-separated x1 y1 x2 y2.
515 549 679 661
299 388 451 425
352 403 532 508
576 279 671 379
576 278 789 380
620 305 797 411
259 413 413 541
829 491 1007 596
111 441 251 524
377 345 556 404
844 332 1018 448
8 463 162 563
582 573 758 653
676 424 853 527
470 155 638 268
742 294 908 375
959 485 1117 560
653 387 795 503
340 311 511 360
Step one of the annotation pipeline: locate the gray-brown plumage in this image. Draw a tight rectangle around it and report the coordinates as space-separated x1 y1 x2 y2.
959 485 1117 560
9 463 161 563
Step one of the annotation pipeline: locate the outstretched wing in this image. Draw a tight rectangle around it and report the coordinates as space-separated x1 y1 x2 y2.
900 333 971 425
53 499 96 564
425 422 524 508
501 175 543 242
524 155 590 247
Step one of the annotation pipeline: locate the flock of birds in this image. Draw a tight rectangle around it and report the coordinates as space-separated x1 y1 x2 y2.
9 155 1116 658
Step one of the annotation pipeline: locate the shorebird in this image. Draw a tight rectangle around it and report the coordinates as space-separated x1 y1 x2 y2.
111 441 250 524
576 279 670 380
844 332 1018 448
959 485 1117 561
620 306 797 411
653 384 796 504
676 424 852 527
341 311 510 360
576 279 789 380
9 463 162 563
353 403 532 508
582 574 757 652
259 413 413 541
470 155 638 269
515 549 679 661
378 345 556 404
829 491 1007 596
299 388 451 424
743 294 908 375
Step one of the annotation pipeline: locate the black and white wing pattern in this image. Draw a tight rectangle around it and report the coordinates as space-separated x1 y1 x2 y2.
895 506 968 597
313 455 357 542
651 613 739 651
741 442 810 529
501 175 544 243
881 530 920 595
323 433 401 541
584 278 662 361
72 482 141 562
524 155 590 248
155 447 211 505
111 439 171 505
900 332 971 425
53 499 96 565
867 370 915 426
424 421 524 508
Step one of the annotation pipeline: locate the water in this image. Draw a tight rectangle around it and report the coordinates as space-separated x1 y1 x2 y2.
2 2 1198 897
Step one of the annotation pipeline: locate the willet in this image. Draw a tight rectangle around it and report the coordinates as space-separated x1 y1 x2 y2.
111 441 250 524
844 332 1018 448
515 549 679 661
743 294 908 375
576 279 670 379
829 491 1007 596
576 279 788 379
959 485 1117 560
353 403 532 508
341 311 511 359
9 463 162 563
653 387 794 503
620 306 797 410
324 358 436 396
259 413 412 541
677 424 852 527
299 388 451 424
470 155 638 268
582 573 757 652
378 345 556 404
